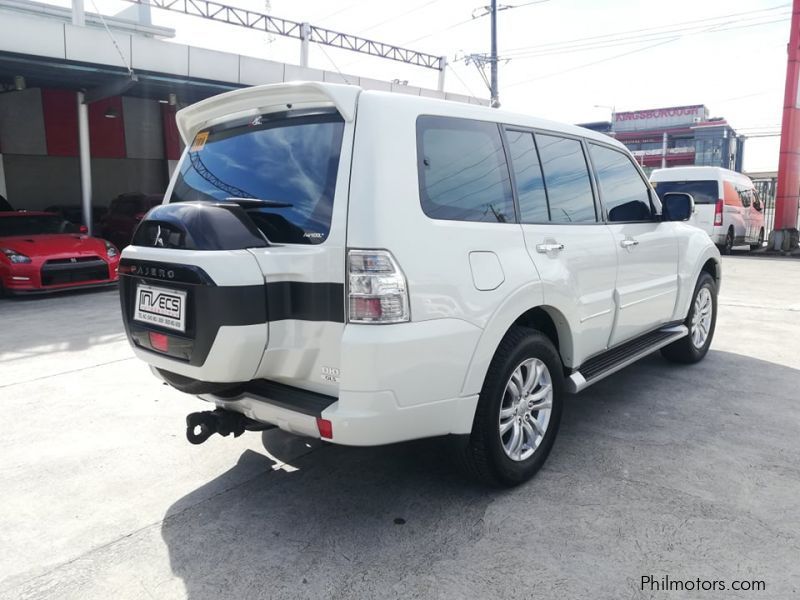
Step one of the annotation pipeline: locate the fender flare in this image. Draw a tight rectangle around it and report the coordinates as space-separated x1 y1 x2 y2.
460 280 575 396
674 236 721 321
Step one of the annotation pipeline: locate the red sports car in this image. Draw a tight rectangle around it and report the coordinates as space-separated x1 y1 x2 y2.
0 211 120 295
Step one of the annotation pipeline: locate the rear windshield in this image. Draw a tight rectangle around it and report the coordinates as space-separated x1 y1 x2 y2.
169 110 344 245
0 215 78 236
652 180 719 204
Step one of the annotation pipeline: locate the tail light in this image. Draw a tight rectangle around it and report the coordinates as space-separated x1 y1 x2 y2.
347 249 410 323
714 200 723 226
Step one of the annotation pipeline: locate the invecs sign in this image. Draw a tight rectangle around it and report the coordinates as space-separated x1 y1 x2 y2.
614 105 709 132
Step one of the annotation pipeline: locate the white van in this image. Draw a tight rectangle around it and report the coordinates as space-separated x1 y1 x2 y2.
650 166 765 253
119 82 720 486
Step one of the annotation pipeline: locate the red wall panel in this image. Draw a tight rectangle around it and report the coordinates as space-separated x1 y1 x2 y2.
88 96 126 158
41 89 79 157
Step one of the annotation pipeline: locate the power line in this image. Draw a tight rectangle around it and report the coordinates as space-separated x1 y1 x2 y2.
447 64 479 97
501 3 789 55
503 15 789 59
503 14 789 60
315 0 369 23
504 0 552 7
402 16 475 47
504 13 789 88
505 37 681 88
316 44 356 85
356 0 444 36
401 0 550 48
89 0 134 75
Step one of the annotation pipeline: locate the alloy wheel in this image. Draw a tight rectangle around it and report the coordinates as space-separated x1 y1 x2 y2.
498 358 553 462
691 287 713 349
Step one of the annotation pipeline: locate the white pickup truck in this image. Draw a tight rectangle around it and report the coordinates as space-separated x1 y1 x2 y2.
119 82 721 486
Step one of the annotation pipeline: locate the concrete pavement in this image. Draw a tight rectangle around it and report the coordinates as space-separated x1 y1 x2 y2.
1 256 799 599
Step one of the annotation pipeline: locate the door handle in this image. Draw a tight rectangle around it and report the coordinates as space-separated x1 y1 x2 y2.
620 239 639 249
536 242 565 253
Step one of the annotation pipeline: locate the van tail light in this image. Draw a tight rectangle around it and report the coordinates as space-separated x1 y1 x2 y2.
347 249 410 324
714 200 724 225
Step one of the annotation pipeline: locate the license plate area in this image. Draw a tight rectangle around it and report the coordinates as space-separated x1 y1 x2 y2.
133 283 188 332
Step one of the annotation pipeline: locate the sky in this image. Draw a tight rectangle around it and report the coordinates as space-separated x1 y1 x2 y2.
65 0 792 171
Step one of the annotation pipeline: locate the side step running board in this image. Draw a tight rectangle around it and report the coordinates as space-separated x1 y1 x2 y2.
566 325 688 394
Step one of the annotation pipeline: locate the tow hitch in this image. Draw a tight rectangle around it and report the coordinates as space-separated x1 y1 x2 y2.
186 409 273 445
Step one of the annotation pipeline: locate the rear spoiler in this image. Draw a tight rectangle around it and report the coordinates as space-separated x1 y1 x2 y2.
175 81 361 144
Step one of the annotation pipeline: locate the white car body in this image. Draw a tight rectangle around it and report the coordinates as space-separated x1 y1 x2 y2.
650 166 766 250
119 82 720 453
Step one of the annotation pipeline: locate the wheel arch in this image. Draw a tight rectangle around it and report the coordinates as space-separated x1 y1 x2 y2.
461 287 576 397
674 236 722 321
701 256 720 286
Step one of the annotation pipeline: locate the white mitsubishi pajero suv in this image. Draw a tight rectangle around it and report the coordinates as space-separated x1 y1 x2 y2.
119 82 721 486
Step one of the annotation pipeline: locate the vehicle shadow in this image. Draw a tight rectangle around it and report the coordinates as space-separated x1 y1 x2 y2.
160 349 800 600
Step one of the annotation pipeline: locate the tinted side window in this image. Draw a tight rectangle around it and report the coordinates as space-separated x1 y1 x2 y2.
505 129 549 223
418 116 515 223
535 134 596 223
589 143 653 222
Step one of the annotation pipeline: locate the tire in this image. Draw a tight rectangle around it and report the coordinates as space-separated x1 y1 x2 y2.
750 228 764 251
720 228 734 255
456 326 564 487
661 272 717 364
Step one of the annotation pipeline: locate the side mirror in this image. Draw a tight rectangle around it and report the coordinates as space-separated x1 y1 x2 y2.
79 224 89 234
662 192 694 222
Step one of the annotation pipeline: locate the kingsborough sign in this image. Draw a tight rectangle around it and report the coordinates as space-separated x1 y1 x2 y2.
614 105 709 132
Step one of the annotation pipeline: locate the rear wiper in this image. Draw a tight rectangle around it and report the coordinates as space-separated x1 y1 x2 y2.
224 197 293 208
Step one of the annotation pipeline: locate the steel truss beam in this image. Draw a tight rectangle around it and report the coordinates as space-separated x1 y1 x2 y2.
122 0 443 70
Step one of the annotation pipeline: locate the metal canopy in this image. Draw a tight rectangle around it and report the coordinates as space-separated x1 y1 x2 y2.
0 51 239 104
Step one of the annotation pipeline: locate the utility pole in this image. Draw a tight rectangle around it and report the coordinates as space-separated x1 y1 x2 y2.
490 0 499 107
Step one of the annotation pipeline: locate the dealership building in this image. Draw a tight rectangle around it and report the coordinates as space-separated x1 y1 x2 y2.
0 0 481 229
580 105 745 173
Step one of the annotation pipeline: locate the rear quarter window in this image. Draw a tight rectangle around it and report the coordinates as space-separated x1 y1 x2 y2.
417 116 515 223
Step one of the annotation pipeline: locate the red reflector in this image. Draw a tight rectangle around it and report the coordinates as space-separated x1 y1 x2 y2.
149 331 169 352
118 264 135 274
316 418 333 439
351 297 382 320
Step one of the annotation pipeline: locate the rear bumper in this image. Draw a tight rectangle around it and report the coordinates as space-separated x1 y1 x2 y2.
180 317 484 446
197 382 479 446
133 323 268 382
